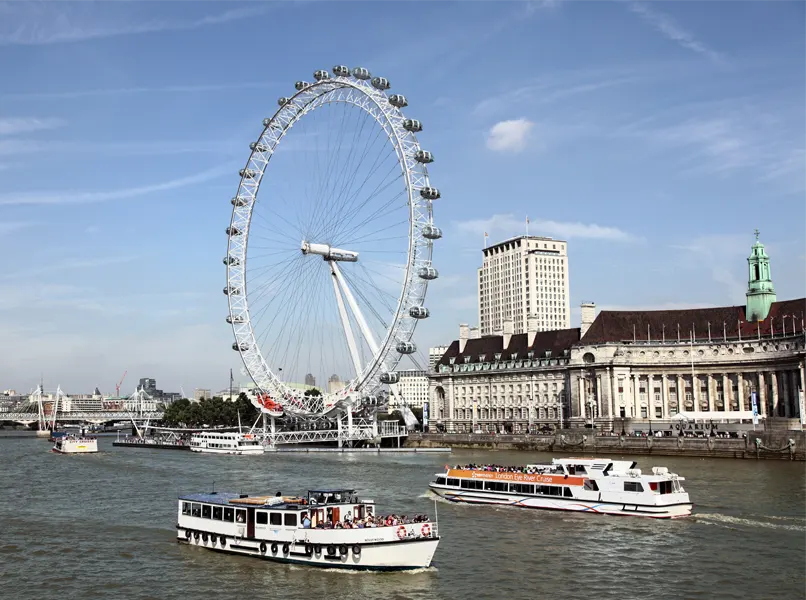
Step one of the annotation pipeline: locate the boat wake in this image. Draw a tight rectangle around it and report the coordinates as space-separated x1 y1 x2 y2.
696 512 806 532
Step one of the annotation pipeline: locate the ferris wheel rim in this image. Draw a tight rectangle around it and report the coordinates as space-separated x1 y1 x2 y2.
224 69 438 416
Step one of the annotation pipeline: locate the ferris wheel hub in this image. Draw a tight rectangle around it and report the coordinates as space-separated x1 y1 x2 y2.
300 240 359 262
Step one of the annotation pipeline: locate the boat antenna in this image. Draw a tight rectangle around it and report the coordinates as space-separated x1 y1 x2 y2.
237 410 242 434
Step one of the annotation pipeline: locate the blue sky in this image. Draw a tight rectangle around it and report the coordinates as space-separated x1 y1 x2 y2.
0 0 803 394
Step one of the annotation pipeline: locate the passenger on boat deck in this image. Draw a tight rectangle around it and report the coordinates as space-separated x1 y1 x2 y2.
302 513 311 528
451 464 561 475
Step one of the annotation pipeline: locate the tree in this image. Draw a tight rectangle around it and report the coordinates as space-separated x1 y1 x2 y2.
304 388 322 397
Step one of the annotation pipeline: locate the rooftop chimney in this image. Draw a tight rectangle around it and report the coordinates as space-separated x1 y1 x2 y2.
527 314 538 347
503 319 514 349
459 323 470 353
580 302 596 338
469 326 480 339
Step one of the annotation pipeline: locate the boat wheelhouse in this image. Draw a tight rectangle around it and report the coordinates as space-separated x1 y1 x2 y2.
52 434 98 454
176 488 440 570
189 431 264 455
429 457 692 519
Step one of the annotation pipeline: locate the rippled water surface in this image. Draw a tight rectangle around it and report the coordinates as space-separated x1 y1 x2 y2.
1 434 804 600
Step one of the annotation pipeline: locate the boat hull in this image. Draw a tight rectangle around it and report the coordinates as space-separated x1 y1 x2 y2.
429 483 692 519
52 439 99 454
176 531 438 570
189 447 264 455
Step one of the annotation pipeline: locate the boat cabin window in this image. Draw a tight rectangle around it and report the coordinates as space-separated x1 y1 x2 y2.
235 509 246 523
256 511 268 525
483 481 508 492
202 505 211 519
284 513 297 527
512 483 534 494
270 513 282 526
447 478 460 487
191 503 201 517
182 502 191 515
212 507 223 520
460 479 484 490
624 481 644 493
224 507 234 522
583 480 599 491
436 476 446 485
650 481 675 494
567 464 587 475
536 485 562 496
564 487 573 497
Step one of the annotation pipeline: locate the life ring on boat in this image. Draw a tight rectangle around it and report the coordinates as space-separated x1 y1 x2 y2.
184 530 191 540
210 534 217 544
314 544 322 555
260 542 267 554
339 544 348 556
396 526 407 539
282 543 290 556
270 542 278 555
193 532 200 541
352 545 361 556
304 544 313 556
421 523 432 537
219 536 227 547
326 545 336 556
201 532 208 543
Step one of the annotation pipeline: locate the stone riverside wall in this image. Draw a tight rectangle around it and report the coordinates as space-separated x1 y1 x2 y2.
405 430 806 461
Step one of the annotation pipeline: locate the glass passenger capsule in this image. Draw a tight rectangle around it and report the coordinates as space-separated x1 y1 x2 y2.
396 341 417 354
250 142 269 152
277 97 291 107
231 197 247 207
239 168 258 179
414 150 434 164
222 256 240 266
352 67 371 80
226 315 245 324
294 81 310 91
389 94 408 108
422 225 442 240
418 266 439 280
409 306 430 319
226 226 241 236
332 65 349 77
403 119 422 132
232 342 249 351
379 372 399 384
314 70 331 81
420 187 440 200
371 77 390 90
223 286 241 296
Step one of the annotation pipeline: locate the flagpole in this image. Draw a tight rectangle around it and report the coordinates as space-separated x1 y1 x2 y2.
526 215 529 237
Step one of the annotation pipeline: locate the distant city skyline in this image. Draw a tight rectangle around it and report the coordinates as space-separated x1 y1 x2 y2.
0 1 803 392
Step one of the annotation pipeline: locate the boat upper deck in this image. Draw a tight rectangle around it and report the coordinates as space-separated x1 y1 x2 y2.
179 489 365 511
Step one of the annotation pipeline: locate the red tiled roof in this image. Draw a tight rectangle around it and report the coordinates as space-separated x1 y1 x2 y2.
436 328 581 367
580 298 806 345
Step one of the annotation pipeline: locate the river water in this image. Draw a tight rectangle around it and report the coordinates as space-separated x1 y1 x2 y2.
1 434 804 600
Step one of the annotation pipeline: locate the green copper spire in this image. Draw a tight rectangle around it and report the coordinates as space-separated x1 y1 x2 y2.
745 229 776 321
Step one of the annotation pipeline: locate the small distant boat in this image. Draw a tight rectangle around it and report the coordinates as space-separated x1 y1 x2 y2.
190 431 264 455
52 434 99 454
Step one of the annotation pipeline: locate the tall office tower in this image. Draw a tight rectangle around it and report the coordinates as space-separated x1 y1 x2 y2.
478 235 570 335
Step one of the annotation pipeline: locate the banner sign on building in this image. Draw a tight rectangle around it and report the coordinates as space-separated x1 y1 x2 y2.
799 390 805 427
422 401 429 429
751 392 758 426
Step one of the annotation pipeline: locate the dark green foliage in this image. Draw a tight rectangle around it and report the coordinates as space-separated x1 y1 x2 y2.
160 393 259 428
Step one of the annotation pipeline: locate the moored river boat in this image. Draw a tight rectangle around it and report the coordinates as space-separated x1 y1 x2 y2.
429 457 692 518
176 488 440 570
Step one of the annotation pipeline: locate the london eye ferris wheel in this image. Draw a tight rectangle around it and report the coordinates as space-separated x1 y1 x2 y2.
224 65 442 418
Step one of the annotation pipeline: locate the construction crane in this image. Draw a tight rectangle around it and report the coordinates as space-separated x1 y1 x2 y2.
115 370 127 397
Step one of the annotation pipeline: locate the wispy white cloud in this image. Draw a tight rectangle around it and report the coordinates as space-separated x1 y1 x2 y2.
0 4 272 46
0 117 64 136
455 213 641 243
629 2 725 65
0 221 35 235
486 119 534 153
0 255 142 281
0 163 234 206
1 82 277 101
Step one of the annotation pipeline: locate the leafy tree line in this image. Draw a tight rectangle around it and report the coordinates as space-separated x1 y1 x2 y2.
160 394 259 428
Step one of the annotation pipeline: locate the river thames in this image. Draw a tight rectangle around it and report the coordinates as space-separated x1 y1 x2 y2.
1 434 803 600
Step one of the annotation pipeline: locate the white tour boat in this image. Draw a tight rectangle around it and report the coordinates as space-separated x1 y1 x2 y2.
52 434 98 454
429 457 692 519
189 431 264 455
176 488 440 570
